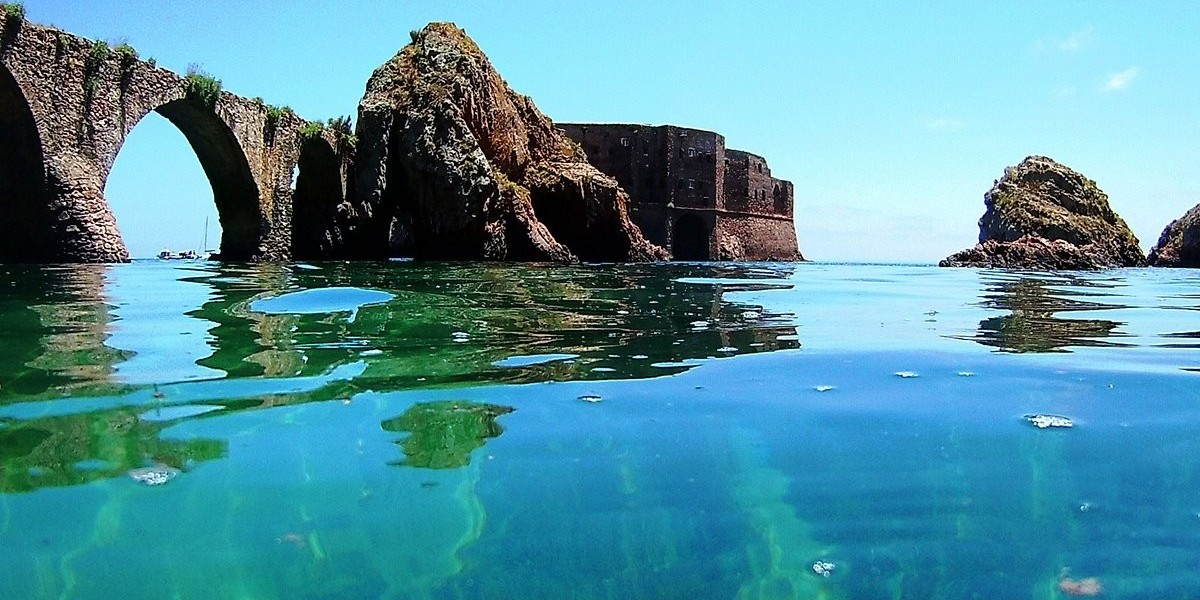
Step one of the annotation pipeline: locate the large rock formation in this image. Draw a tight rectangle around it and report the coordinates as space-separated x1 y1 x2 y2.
353 23 667 262
1147 203 1200 267
941 156 1145 269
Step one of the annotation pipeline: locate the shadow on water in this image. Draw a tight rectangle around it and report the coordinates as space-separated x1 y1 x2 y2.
0 261 800 492
966 273 1130 353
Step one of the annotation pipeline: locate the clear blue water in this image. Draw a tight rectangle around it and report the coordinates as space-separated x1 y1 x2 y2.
1 261 1199 599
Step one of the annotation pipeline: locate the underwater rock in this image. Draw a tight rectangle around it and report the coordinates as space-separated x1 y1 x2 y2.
941 156 1144 269
1025 414 1074 429
578 394 603 404
127 465 180 486
354 23 667 262
1147 202 1200 267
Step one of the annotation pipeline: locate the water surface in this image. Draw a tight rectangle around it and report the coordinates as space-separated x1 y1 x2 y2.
1 261 1198 599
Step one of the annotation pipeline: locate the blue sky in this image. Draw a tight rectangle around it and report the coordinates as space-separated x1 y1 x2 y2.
23 1 1200 261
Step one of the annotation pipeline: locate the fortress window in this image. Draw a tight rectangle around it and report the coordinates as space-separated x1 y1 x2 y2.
620 137 630 147
687 179 696 189
687 148 696 158
757 163 763 174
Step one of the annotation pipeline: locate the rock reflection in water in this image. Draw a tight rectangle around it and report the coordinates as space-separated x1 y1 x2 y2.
0 264 131 402
971 275 1128 353
0 407 226 493
0 261 799 492
381 401 514 469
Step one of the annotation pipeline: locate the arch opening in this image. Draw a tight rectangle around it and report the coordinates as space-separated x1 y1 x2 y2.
106 98 260 260
292 137 344 259
0 63 49 261
672 213 710 261
105 112 223 259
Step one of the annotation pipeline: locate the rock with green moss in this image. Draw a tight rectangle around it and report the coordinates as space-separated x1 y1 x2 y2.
1147 203 1200 267
353 23 667 262
941 156 1145 269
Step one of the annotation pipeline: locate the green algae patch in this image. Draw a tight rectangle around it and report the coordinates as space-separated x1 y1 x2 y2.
383 401 514 469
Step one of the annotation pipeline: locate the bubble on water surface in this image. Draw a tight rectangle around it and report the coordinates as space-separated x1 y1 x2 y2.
128 465 180 486
1025 414 1074 429
812 560 836 577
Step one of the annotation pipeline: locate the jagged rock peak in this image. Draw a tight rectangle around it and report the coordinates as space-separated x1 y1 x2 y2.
353 22 668 262
941 156 1145 269
1147 202 1200 267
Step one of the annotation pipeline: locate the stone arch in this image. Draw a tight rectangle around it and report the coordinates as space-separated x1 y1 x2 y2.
108 98 262 260
291 136 344 259
0 62 49 261
672 213 710 261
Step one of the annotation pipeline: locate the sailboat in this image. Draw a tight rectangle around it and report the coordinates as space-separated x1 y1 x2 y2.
157 217 213 260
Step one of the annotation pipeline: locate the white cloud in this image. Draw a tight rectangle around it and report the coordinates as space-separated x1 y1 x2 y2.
1057 26 1095 52
924 117 965 132
1102 67 1141 91
1032 25 1095 54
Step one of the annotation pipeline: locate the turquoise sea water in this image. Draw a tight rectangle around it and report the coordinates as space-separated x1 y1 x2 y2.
1 261 1199 599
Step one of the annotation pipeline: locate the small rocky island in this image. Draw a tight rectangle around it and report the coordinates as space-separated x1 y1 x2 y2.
352 23 666 262
941 156 1145 269
1147 203 1200 267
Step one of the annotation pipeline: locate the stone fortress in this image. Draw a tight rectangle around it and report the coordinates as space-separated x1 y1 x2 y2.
560 124 801 261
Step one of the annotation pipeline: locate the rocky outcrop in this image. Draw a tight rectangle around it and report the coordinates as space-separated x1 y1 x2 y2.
354 23 667 262
941 156 1145 269
1147 203 1200 267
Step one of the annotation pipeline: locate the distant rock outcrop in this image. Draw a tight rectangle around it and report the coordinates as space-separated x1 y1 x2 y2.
353 23 667 262
941 156 1145 269
1147 203 1200 267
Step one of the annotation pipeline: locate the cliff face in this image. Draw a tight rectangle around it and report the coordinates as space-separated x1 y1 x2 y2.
941 156 1145 269
353 23 667 262
1147 203 1200 267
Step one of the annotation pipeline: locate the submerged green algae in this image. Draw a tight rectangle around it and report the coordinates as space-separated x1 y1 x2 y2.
382 401 514 469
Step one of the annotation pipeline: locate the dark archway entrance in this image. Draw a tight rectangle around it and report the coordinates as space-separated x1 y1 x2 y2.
672 213 710 261
0 64 49 261
292 137 344 259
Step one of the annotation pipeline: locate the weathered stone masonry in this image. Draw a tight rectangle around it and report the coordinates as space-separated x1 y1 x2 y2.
560 123 800 261
0 18 353 262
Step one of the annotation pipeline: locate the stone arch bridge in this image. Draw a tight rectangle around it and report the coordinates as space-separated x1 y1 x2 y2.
0 17 353 262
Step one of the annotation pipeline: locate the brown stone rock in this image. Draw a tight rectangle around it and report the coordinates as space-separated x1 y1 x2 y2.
940 235 1114 270
1147 202 1200 267
354 23 667 262
941 156 1145 269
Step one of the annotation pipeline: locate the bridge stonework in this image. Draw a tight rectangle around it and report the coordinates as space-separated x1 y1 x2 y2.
0 18 351 262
